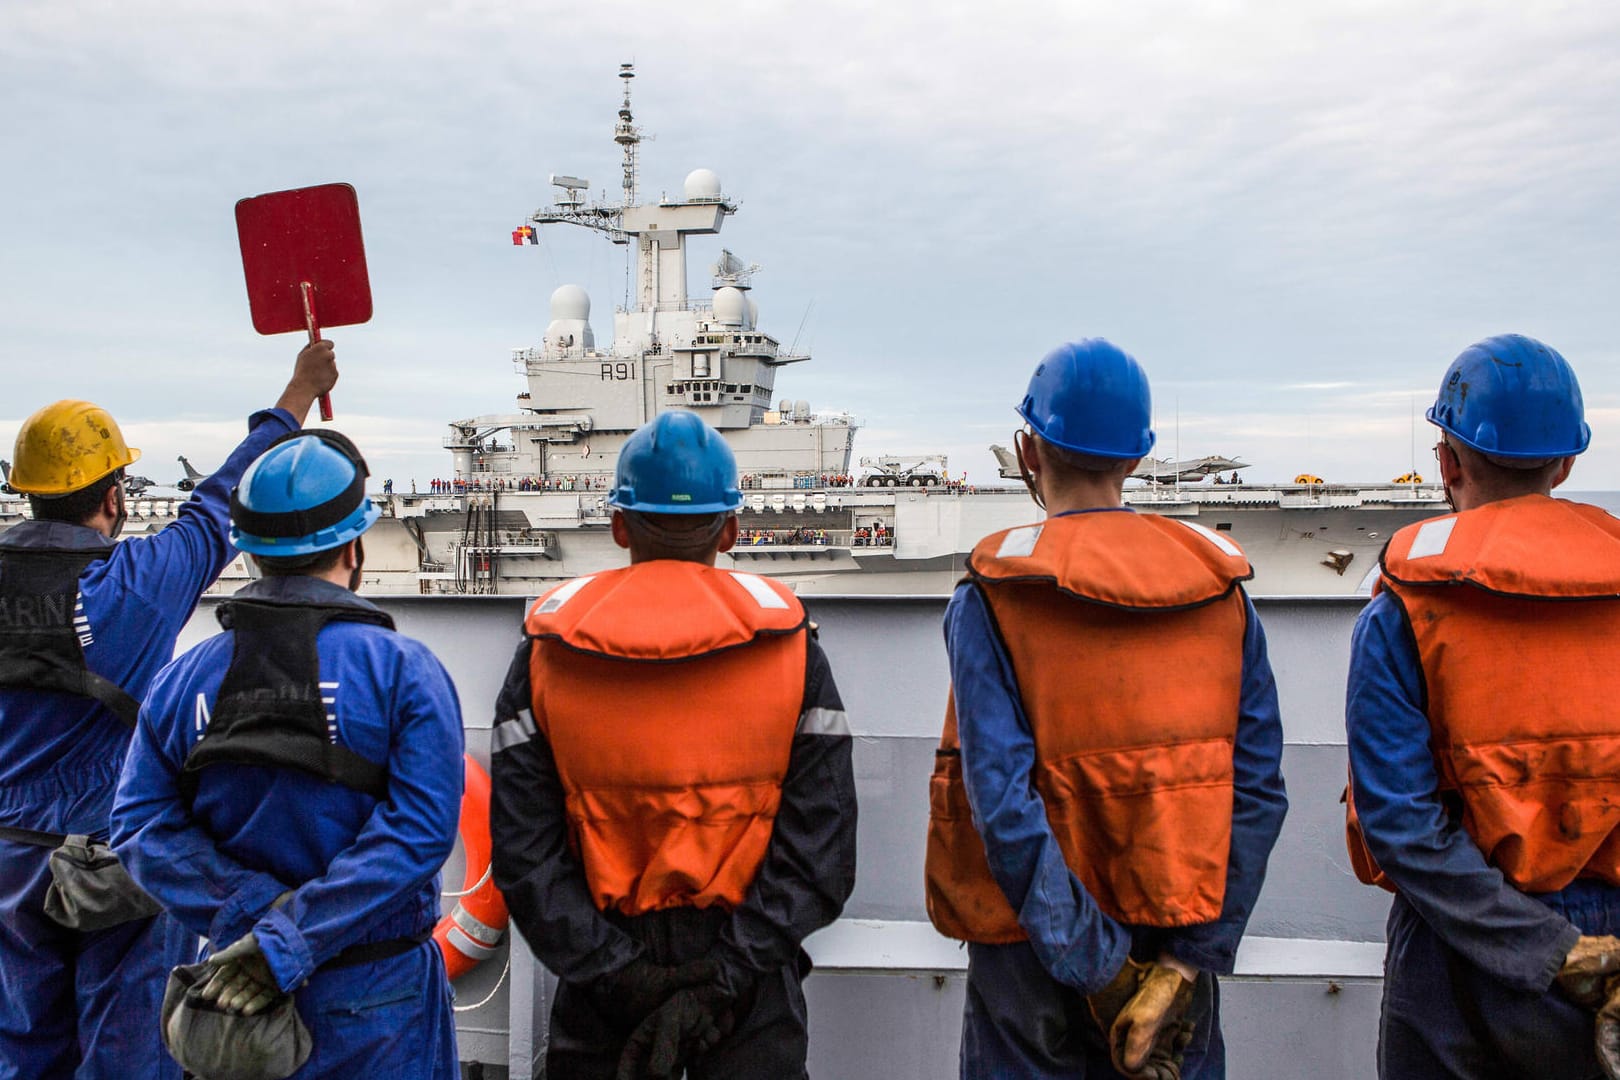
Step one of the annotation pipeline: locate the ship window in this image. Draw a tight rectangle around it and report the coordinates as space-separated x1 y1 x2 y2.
1215 523 1233 532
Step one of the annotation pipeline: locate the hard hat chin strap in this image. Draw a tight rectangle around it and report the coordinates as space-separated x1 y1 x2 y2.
109 482 127 540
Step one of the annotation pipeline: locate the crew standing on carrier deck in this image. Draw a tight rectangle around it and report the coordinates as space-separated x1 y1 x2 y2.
1345 334 1620 1079
0 342 335 1078
110 430 464 1078
490 410 857 1079
926 339 1287 1079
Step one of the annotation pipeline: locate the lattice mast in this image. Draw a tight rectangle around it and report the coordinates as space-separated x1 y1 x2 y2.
614 63 642 207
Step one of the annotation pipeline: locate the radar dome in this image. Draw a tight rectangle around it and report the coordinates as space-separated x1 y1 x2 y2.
684 169 722 200
713 286 747 326
745 297 759 330
550 284 590 320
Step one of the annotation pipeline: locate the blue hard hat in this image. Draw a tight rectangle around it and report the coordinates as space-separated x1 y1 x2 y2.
610 412 742 515
1016 339 1155 459
230 431 381 557
1427 334 1589 459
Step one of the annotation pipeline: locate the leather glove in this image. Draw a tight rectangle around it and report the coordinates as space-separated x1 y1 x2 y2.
197 933 280 1016
1111 964 1196 1079
1558 935 1620 1008
594 956 721 1026
1085 955 1154 1035
614 984 736 1080
1596 974 1620 1080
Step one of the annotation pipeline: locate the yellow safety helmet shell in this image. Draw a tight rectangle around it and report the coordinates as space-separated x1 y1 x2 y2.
10 400 141 496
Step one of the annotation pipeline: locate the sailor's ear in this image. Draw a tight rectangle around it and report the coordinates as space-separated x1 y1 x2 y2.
609 510 632 550
1551 455 1576 490
715 514 740 554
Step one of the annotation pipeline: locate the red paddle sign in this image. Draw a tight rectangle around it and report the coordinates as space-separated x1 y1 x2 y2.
235 183 373 421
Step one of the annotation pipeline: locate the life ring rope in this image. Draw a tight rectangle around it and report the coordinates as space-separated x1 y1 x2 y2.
434 754 510 981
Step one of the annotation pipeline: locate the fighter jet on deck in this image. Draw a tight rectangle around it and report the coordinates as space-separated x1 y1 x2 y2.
1130 456 1250 484
175 456 211 493
988 446 1249 485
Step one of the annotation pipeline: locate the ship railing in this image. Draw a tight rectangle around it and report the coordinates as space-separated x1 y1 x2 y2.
733 528 894 549
614 299 715 315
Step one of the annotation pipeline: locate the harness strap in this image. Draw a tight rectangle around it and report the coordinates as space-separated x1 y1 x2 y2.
0 825 69 847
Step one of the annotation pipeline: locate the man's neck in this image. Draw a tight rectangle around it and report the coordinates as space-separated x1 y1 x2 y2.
1041 477 1126 516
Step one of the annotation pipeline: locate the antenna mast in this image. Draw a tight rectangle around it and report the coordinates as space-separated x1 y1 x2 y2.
615 62 642 206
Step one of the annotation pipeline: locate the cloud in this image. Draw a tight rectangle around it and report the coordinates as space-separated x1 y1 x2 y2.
4 0 1620 492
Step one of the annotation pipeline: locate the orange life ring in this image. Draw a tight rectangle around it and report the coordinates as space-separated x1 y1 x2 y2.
435 754 509 980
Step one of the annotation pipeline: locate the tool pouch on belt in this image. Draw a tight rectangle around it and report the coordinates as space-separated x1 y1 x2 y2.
161 962 312 1080
43 834 163 931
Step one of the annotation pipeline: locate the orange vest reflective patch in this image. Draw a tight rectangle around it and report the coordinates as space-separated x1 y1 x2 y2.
525 562 808 916
1367 495 1620 893
926 513 1251 941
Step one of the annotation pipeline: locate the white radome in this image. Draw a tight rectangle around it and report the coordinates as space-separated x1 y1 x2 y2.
713 286 748 326
550 284 590 320
684 168 722 200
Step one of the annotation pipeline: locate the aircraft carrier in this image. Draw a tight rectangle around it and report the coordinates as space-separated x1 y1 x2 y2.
324 62 1449 599
0 63 1448 599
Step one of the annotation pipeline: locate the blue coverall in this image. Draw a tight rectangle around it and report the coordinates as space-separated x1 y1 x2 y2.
0 406 297 1079
946 509 1288 1079
111 576 465 1078
1347 591 1609 1079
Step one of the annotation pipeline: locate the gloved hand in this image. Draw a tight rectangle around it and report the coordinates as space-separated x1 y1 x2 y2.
1591 974 1620 1080
614 984 736 1080
1111 962 1195 1079
594 956 721 1026
196 933 280 1016
1558 935 1620 1007
1085 955 1154 1036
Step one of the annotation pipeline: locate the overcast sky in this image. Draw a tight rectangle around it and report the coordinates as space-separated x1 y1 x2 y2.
4 0 1618 488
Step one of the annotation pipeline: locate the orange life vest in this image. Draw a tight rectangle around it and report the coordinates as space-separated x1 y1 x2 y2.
925 512 1252 942
1346 495 1620 894
525 561 808 916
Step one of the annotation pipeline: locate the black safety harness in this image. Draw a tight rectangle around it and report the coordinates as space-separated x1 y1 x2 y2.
0 546 142 849
0 546 141 728
178 598 394 807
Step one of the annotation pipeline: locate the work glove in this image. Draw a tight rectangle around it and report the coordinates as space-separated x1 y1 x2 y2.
614 984 736 1080
593 956 722 1027
1596 975 1620 1080
196 933 280 1016
1558 935 1620 1007
1086 955 1155 1037
1110 964 1196 1079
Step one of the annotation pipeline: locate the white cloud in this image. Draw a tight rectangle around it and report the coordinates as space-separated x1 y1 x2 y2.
4 0 1620 490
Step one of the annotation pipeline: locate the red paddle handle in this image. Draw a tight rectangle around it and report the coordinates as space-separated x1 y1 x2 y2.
300 281 333 422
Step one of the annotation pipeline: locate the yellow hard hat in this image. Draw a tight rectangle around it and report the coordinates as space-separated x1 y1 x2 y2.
9 400 141 496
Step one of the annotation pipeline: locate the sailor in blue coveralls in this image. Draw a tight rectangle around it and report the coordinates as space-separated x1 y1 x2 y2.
0 343 336 1079
1347 335 1620 1079
931 340 1287 1079
110 430 464 1077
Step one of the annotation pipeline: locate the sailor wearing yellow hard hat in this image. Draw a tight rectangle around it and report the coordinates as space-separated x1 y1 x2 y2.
0 341 337 1077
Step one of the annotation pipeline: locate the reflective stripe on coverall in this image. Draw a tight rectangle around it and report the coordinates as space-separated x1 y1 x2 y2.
0 406 297 1080
490 562 858 1080
945 508 1287 1080
111 576 465 1078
